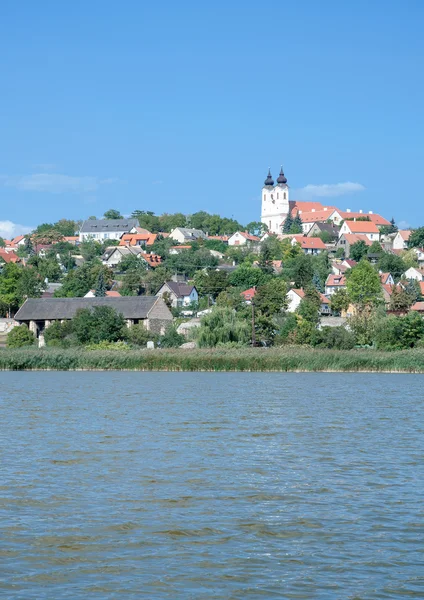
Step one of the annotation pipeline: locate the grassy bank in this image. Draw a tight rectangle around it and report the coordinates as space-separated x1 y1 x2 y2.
1 347 424 372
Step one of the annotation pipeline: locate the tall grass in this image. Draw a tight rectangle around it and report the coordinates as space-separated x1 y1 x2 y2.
1 347 424 372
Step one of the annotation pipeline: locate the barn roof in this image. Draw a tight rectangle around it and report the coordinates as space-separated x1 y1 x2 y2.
15 296 161 321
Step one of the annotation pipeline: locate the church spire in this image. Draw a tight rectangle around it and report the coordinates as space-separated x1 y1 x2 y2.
277 166 287 185
264 168 274 186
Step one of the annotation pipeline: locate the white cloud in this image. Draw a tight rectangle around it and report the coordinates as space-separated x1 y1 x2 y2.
294 182 365 200
0 173 117 194
0 220 33 240
398 220 411 230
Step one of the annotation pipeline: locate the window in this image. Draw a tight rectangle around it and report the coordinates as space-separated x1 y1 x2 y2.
271 194 273 200
263 194 265 201
284 192 286 200
277 193 279 200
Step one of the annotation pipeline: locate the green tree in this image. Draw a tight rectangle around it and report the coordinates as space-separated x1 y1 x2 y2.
290 214 303 234
285 254 314 289
346 260 382 308
0 237 5 248
389 286 414 311
258 242 274 274
408 227 424 249
282 214 293 234
405 279 421 303
103 209 122 220
350 240 369 262
16 268 43 303
229 265 271 289
379 218 398 236
312 271 323 293
330 288 350 315
377 252 406 282
7 325 35 348
95 271 107 297
311 326 356 350
254 279 288 343
193 270 229 299
24 236 35 256
197 307 251 347
44 320 74 347
368 241 383 256
246 221 267 236
159 326 185 348
72 306 126 344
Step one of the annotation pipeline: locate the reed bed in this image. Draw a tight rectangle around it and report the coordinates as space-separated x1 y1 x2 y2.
1 347 424 372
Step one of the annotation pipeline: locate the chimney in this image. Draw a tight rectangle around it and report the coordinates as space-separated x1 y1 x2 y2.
369 211 373 214
346 208 351 213
359 209 363 214
312 209 315 213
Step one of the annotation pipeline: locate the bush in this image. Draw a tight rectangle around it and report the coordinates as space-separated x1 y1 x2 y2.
159 326 185 348
374 312 424 350
72 306 127 345
44 320 74 347
7 325 35 348
126 323 158 347
85 341 130 351
311 326 356 350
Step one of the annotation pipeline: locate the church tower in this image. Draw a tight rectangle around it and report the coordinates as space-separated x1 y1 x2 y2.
261 166 289 234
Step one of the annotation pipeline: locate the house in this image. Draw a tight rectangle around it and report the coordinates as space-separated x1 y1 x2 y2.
392 230 411 251
0 249 21 264
240 287 256 303
287 288 331 315
294 208 340 234
84 290 121 298
14 296 173 338
207 235 229 244
325 274 346 296
119 233 157 247
227 231 261 246
169 227 207 244
64 236 80 245
102 246 162 268
331 260 356 276
307 222 340 239
411 247 424 265
380 272 394 286
339 211 390 228
404 267 424 282
41 282 63 298
339 220 380 241
411 302 424 314
156 282 199 308
291 236 326 255
169 245 192 254
79 219 138 242
336 234 372 258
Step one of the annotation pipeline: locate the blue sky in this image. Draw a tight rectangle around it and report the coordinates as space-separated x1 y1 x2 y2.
0 0 423 237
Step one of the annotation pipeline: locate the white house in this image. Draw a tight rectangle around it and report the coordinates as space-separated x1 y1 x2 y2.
291 236 327 255
79 219 138 242
227 231 260 246
325 274 347 296
392 230 411 250
156 281 199 308
404 267 424 282
169 228 207 244
339 220 380 241
287 288 331 315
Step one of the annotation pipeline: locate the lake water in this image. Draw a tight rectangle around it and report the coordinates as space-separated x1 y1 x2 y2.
0 372 423 599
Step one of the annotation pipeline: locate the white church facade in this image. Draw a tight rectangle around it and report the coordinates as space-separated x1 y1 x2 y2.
261 167 290 234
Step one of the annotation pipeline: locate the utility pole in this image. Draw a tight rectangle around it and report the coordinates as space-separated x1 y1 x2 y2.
251 300 256 346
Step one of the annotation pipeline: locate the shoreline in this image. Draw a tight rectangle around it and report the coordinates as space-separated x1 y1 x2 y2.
1 347 424 373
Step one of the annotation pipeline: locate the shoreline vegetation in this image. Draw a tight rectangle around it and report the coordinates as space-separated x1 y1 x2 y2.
1 347 424 372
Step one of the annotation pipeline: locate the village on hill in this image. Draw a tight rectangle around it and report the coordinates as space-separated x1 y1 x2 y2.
2 167 424 350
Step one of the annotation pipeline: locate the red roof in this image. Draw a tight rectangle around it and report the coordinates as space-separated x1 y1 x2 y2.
238 231 260 242
398 230 411 241
295 208 338 223
342 234 372 246
344 220 379 234
411 302 424 312
380 272 392 284
291 288 329 304
290 201 326 216
382 284 395 296
120 233 157 246
326 274 346 287
419 282 424 295
340 212 390 226
0 249 20 263
241 287 256 301
142 253 162 267
293 236 326 249
207 235 229 242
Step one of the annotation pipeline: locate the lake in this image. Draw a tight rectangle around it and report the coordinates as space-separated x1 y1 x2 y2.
0 372 423 599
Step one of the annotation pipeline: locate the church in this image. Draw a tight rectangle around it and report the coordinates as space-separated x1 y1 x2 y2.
260 167 290 234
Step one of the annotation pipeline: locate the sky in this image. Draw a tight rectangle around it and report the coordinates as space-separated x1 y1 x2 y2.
0 0 423 237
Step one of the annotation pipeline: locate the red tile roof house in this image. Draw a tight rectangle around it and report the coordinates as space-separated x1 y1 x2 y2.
240 287 256 303
227 231 261 246
287 288 331 315
336 233 372 258
291 236 326 255
0 249 21 264
380 272 394 286
325 274 347 296
339 219 380 242
411 302 424 314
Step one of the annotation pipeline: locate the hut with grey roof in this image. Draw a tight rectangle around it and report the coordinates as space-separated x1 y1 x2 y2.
14 296 173 338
